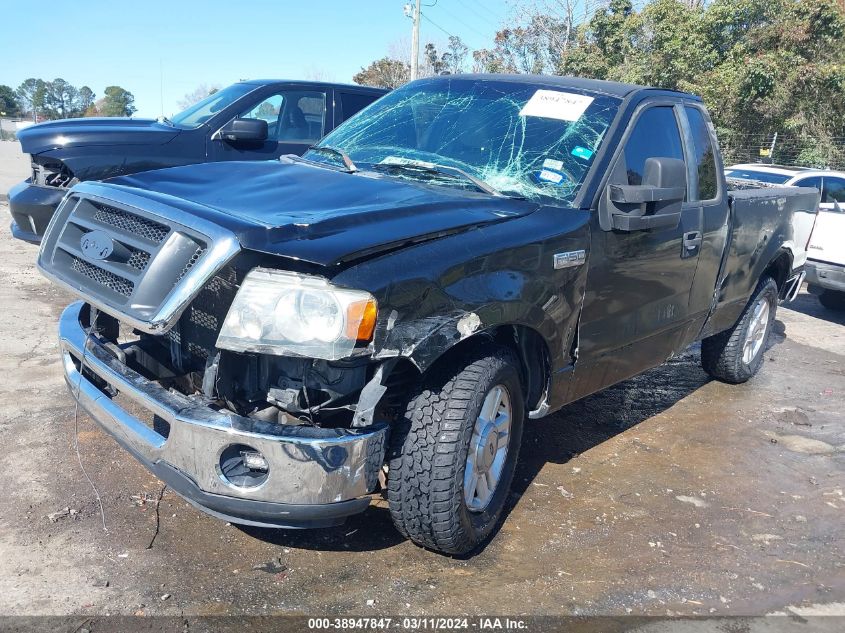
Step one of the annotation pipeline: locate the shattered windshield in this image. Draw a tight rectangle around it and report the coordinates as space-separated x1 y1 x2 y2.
305 78 620 204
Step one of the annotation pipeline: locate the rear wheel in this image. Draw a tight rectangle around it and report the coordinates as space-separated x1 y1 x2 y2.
387 343 524 555
701 276 778 384
818 289 845 311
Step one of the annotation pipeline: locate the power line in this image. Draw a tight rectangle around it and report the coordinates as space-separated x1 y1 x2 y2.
434 3 492 42
465 0 506 29
421 13 457 39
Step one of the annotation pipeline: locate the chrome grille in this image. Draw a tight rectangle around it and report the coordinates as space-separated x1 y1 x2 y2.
91 202 170 244
36 184 238 334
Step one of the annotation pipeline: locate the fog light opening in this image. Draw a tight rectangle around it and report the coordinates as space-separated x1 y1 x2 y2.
241 450 269 472
219 443 270 488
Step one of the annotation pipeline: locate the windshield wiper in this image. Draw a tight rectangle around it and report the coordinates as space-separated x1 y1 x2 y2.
309 145 358 173
371 159 505 197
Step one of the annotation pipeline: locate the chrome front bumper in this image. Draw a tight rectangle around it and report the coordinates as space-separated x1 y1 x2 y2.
59 301 387 528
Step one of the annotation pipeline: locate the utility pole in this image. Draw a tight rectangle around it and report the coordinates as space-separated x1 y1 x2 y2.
406 0 421 81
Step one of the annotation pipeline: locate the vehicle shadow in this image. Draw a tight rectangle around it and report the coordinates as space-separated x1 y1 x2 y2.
238 502 405 552
780 290 845 326
242 346 716 555
503 347 712 519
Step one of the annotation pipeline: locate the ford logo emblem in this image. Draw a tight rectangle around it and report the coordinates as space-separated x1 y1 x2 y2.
80 230 114 261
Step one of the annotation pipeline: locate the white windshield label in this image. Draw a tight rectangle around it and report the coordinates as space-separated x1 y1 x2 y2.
520 90 594 122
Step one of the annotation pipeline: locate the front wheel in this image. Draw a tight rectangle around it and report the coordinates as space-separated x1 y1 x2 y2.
387 343 524 555
701 276 778 384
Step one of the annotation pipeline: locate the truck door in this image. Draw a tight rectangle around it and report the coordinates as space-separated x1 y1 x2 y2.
209 87 328 161
574 103 703 394
682 104 731 332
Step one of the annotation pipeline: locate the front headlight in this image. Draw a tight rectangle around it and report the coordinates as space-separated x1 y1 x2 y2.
216 268 377 360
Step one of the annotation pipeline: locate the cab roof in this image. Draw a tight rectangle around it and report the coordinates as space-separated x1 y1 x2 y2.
434 73 701 100
241 79 389 93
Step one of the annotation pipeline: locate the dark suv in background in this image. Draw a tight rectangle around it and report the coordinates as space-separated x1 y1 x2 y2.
8 80 388 243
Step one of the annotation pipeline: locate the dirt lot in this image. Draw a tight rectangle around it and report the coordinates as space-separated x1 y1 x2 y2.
0 140 29 198
0 196 843 618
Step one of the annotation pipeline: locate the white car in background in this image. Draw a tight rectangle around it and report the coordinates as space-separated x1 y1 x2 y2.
726 164 845 311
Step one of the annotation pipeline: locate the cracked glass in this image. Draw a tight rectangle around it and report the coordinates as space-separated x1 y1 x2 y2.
305 78 620 205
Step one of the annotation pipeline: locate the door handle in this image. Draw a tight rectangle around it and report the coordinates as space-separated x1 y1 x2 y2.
683 231 702 251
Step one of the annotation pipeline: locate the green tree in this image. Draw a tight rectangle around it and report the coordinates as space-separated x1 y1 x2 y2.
0 85 21 117
78 86 95 113
43 78 80 119
353 57 410 89
100 86 137 117
424 43 446 75
16 78 47 121
443 36 470 74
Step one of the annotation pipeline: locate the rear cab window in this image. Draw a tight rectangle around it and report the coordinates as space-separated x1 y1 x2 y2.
339 92 380 122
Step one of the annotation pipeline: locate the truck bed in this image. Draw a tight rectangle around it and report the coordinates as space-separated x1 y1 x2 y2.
705 187 819 334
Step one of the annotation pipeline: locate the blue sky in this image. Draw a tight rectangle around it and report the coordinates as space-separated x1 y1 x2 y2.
1 0 511 118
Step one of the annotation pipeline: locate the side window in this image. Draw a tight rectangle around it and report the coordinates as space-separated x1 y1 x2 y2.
792 176 824 207
340 92 377 121
822 177 845 203
623 106 685 187
292 92 327 142
685 106 718 201
240 94 285 138
238 90 326 143
792 176 822 194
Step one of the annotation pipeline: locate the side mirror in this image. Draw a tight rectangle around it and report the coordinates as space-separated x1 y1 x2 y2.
606 157 686 231
834 199 844 214
218 118 268 143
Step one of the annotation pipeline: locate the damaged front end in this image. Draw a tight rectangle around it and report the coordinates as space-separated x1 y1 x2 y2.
9 156 78 243
41 184 407 528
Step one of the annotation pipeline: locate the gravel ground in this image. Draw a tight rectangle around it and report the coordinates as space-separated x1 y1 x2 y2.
0 141 28 198
0 198 843 619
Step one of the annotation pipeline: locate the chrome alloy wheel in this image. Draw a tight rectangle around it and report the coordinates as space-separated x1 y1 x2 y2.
464 384 512 512
742 296 770 364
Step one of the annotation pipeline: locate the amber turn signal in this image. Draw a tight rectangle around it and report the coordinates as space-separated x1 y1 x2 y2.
346 298 377 342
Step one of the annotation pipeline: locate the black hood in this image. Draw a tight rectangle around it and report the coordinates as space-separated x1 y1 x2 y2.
17 118 181 155
103 160 539 267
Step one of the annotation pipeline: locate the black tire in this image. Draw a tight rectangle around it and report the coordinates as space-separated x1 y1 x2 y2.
387 343 524 555
701 276 778 384
818 289 845 311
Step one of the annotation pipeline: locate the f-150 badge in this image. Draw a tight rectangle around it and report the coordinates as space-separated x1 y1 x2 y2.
554 250 586 269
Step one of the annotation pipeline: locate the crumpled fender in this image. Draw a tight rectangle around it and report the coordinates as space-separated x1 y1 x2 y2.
373 295 578 374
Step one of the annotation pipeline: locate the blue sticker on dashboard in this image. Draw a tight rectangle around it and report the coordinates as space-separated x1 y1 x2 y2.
571 146 594 160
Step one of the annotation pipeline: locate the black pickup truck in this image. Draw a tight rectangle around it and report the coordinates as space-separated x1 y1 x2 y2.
37 74 818 555
9 80 387 243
